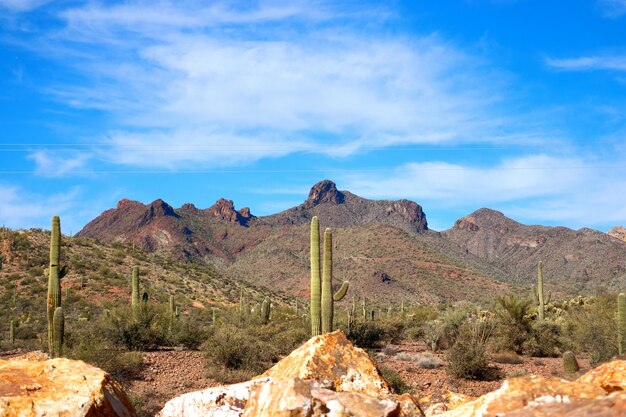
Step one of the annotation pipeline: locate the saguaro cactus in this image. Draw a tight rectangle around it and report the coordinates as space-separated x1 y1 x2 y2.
310 217 322 336
310 218 349 335
261 296 271 324
131 266 140 319
536 261 545 320
52 307 64 358
617 293 626 355
47 216 66 354
10 320 15 345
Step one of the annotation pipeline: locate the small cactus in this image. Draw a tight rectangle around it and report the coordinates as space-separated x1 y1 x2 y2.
617 293 626 355
261 296 271 324
563 351 579 373
131 266 140 319
52 307 64 358
10 320 15 345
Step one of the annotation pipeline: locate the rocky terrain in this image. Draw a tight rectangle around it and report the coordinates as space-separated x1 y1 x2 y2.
4 332 626 417
76 180 626 300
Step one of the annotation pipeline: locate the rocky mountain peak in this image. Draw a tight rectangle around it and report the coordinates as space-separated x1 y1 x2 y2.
385 199 428 231
145 199 178 219
116 198 144 209
205 198 253 226
608 226 626 243
304 180 344 208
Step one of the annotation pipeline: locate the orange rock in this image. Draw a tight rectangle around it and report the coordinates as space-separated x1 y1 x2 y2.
578 360 626 394
242 378 401 417
502 390 626 417
258 330 391 396
438 375 605 417
0 356 135 417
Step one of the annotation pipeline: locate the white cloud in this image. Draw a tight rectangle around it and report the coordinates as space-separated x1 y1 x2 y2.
19 1 543 169
338 154 626 229
0 184 80 230
28 151 91 176
546 55 626 71
341 155 587 204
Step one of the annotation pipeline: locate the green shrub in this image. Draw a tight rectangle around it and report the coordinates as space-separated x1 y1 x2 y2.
524 321 562 357
492 294 533 354
565 293 618 365
446 319 495 380
347 322 388 349
379 366 410 394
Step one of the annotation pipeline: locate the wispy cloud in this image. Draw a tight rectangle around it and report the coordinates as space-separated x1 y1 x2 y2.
339 154 626 229
28 151 91 176
17 1 545 170
598 0 626 18
0 0 51 12
0 184 80 230
546 55 626 71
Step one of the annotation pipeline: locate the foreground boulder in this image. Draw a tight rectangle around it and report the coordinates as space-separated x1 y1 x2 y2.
0 354 136 417
433 360 626 417
158 331 419 417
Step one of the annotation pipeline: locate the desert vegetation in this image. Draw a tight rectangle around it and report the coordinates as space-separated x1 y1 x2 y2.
2 215 626 415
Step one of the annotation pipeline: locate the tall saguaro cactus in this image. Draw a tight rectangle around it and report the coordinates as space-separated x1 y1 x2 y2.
537 261 545 321
10 320 14 345
47 215 66 354
261 296 271 324
131 266 140 319
617 292 626 355
52 307 64 358
310 216 322 336
310 217 349 335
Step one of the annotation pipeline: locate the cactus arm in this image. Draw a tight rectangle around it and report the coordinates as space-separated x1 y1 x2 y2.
310 217 321 336
261 296 271 324
47 216 63 354
333 281 349 301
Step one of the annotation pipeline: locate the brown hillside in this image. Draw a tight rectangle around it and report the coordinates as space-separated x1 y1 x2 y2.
442 208 626 292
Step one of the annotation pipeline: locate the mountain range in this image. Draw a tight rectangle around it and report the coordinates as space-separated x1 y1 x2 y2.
77 180 626 303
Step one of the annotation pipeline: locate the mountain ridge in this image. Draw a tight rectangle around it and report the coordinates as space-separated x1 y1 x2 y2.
76 180 626 301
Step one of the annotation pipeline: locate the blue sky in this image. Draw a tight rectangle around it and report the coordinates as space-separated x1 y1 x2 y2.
1 0 626 233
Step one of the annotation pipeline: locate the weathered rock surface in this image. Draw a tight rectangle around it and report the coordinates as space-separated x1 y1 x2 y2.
157 378 268 417
0 356 136 417
258 330 391 396
431 361 626 417
608 226 626 243
242 378 401 417
158 331 421 417
577 359 626 393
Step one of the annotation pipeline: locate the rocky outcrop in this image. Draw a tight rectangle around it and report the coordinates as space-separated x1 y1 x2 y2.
158 331 420 417
608 226 626 243
204 199 254 226
304 179 345 208
429 360 626 417
0 355 135 417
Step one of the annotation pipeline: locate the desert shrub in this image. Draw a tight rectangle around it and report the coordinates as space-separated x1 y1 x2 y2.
383 345 399 356
507 369 527 379
564 293 618 365
379 366 410 394
203 324 280 383
523 321 562 357
347 321 389 349
420 319 445 351
395 352 413 361
101 306 168 350
492 294 533 354
415 352 441 369
446 318 496 380
491 351 524 364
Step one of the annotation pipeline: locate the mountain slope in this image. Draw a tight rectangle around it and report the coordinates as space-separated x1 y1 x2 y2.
442 208 626 292
76 180 626 302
